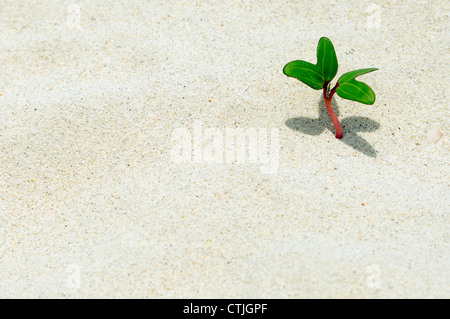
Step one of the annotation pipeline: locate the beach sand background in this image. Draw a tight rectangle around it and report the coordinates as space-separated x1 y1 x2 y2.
0 0 448 298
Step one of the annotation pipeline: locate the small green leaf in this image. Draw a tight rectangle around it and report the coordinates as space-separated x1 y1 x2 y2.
336 68 378 104
283 60 324 90
316 37 338 82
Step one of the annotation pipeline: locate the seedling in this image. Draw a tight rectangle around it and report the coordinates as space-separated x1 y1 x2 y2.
283 37 377 139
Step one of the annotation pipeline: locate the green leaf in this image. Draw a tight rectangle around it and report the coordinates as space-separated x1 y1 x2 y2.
316 37 338 82
283 60 324 90
336 68 378 104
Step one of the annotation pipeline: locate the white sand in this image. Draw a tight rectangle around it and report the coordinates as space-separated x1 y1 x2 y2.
0 0 448 298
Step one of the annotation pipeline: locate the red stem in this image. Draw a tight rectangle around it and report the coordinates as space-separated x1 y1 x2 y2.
323 82 343 139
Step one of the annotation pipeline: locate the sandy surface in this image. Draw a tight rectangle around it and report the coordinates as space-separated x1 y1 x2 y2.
0 0 448 298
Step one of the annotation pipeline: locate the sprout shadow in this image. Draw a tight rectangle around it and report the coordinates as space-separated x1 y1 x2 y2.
285 97 380 157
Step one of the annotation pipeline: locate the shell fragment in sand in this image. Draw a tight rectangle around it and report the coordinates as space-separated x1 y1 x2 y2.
426 130 443 144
